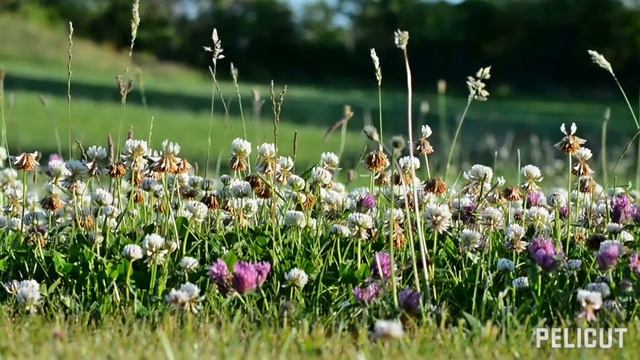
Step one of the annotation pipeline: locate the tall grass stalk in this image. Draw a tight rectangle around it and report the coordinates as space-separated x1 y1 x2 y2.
395 30 430 296
601 108 610 191
444 97 472 181
0 69 10 166
231 63 247 140
66 22 74 159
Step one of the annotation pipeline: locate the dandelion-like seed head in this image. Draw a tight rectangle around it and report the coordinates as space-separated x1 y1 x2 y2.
588 50 613 75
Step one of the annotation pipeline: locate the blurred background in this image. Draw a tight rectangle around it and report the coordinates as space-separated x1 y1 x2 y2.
1 0 639 182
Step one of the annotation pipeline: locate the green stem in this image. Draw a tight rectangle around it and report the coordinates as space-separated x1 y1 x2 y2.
445 97 473 181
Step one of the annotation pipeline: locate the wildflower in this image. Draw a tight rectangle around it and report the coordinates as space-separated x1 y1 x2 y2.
572 148 593 177
577 289 602 322
528 237 560 271
87 145 107 160
142 233 168 265
497 258 515 272
547 191 567 208
467 67 491 101
521 165 543 190
526 206 550 230
630 252 640 275
370 48 382 86
353 281 383 304
394 29 409 50
372 252 392 280
555 123 586 155
596 240 624 271
424 178 447 196
357 193 377 212
331 224 351 238
587 50 613 75
121 139 149 169
179 257 199 273
92 188 113 207
310 166 332 187
348 213 374 240
587 282 611 298
365 150 389 174
209 259 232 293
502 186 522 202
230 138 252 172
121 244 143 261
415 125 434 155
611 193 632 224
424 204 452 234
527 190 545 207
464 164 493 184
399 288 421 314
185 200 208 222
285 268 309 288
373 320 404 340
566 259 583 271
480 207 503 230
13 152 40 171
505 223 528 253
46 158 71 183
321 152 340 172
398 156 420 172
606 222 624 235
165 282 202 313
512 276 529 290
275 156 294 184
460 229 484 252
15 279 41 313
284 210 307 228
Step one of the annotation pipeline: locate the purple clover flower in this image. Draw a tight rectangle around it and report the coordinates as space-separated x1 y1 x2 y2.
399 288 422 314
528 237 559 271
596 241 624 271
208 259 232 293
630 252 640 275
254 261 271 287
357 193 377 212
527 190 545 208
371 252 392 280
232 261 259 294
611 194 632 224
353 281 383 304
631 205 640 223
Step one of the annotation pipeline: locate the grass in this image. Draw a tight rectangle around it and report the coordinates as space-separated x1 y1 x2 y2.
4 13 640 359
0 316 636 359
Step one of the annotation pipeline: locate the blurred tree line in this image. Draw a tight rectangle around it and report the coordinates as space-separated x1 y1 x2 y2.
3 0 640 94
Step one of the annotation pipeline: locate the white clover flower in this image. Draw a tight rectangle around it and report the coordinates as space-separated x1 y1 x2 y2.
229 180 253 198
526 206 551 229
574 147 592 161
386 208 405 223
547 190 567 208
512 276 529 289
310 166 332 186
87 145 107 160
521 164 543 182
122 139 149 168
277 156 294 171
287 175 306 192
424 204 452 234
577 289 603 322
398 156 420 172
348 212 374 240
587 50 613 75
122 244 143 261
321 189 344 211
92 188 113 207
460 229 483 251
421 125 432 138
619 230 634 242
285 267 309 288
231 138 252 157
331 224 351 237
162 139 181 156
464 164 493 183
65 159 88 176
284 210 307 228
142 233 166 254
497 258 515 272
258 143 276 158
15 279 40 313
321 152 340 171
373 319 404 340
165 282 202 313
179 256 199 273
606 222 624 235
505 223 525 242
480 207 503 229
47 159 71 181
587 282 611 298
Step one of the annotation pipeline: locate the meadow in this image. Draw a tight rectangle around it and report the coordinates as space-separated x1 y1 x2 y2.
2 12 640 359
